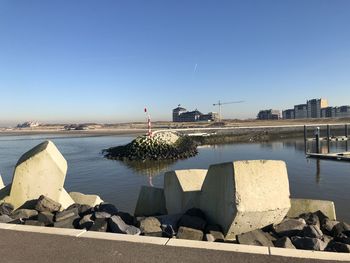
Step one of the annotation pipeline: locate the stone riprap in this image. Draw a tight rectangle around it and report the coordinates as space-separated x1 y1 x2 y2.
103 132 198 161
1 141 349 254
200 160 291 240
0 141 75 209
134 186 167 217
288 198 336 220
164 169 207 214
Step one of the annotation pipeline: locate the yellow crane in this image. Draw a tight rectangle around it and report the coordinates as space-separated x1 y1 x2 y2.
213 100 244 122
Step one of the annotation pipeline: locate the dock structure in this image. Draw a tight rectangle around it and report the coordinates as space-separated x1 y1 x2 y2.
304 124 350 161
307 152 350 161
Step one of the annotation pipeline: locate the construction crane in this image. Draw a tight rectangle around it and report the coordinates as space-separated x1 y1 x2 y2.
213 100 244 122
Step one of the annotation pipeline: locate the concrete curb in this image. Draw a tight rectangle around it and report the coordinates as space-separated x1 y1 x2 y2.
166 238 269 255
1 223 350 261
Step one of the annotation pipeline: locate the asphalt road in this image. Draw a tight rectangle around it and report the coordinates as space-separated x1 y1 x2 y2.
0 229 347 263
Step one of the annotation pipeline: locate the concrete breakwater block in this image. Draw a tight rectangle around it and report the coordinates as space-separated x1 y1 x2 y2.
164 169 207 214
69 192 103 207
200 160 291 240
0 175 4 190
287 198 336 220
1 140 74 209
134 186 167 217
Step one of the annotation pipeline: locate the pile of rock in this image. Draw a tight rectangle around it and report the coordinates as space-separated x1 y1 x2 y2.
237 211 350 253
103 132 198 161
137 208 224 242
0 195 141 235
133 160 350 253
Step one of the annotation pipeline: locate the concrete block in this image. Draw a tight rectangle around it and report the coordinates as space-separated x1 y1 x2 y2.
200 160 291 240
5 141 68 209
164 169 207 214
69 192 103 207
0 184 11 201
134 186 167 217
58 189 75 210
287 198 336 220
0 175 4 190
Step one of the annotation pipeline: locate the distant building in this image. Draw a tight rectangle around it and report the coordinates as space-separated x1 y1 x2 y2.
282 109 295 119
64 124 89 130
16 121 40 128
321 107 336 118
281 98 349 120
294 104 308 119
199 112 219 122
335 105 350 118
307 98 328 118
172 106 218 122
257 109 281 120
172 106 187 122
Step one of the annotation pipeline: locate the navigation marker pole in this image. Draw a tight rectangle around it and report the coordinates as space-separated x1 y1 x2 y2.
144 108 152 137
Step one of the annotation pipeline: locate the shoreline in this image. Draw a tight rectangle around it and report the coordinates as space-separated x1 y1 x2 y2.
0 124 349 144
0 128 147 137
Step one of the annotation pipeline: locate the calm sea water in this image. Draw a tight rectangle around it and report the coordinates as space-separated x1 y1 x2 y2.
0 135 349 222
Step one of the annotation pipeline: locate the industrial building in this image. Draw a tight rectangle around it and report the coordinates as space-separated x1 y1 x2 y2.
172 106 218 122
257 109 281 120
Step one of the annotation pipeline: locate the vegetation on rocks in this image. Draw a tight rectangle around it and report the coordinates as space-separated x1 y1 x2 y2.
103 133 198 161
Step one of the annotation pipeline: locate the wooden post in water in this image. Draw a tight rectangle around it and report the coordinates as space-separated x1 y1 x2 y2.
315 127 320 154
346 124 349 151
327 124 330 153
304 125 307 154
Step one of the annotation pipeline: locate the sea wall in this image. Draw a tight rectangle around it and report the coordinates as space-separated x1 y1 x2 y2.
0 140 349 255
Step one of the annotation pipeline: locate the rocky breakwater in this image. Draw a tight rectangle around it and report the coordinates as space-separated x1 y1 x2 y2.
2 140 350 255
0 140 141 235
103 132 198 161
133 160 350 254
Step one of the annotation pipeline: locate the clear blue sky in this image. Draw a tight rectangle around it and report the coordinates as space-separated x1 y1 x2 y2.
1 0 350 125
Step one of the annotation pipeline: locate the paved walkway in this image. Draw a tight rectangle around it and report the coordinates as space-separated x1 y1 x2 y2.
0 229 347 263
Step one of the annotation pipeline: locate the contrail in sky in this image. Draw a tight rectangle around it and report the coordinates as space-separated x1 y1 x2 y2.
193 63 198 73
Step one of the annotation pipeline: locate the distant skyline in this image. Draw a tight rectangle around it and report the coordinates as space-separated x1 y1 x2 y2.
1 0 350 126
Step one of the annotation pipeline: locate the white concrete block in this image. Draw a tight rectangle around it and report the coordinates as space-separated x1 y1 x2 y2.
287 198 336 220
134 186 167 216
59 189 75 210
6 141 68 209
69 192 103 207
164 169 207 214
0 175 4 190
200 160 291 240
